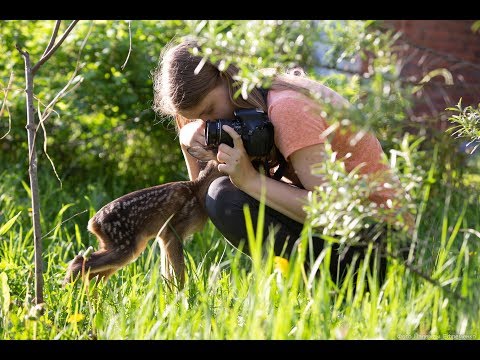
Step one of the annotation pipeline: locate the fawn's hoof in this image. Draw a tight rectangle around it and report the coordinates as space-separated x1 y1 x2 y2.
62 254 85 287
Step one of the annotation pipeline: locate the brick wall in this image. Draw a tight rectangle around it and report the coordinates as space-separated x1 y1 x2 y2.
383 20 480 130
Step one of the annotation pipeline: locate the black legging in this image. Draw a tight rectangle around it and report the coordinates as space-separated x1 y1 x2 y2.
205 176 387 282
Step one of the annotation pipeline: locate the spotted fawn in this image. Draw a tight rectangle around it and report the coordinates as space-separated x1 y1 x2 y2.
63 147 220 287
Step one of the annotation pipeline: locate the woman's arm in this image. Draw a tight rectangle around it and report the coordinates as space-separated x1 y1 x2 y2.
217 125 414 231
242 174 310 223
217 126 326 224
241 143 327 223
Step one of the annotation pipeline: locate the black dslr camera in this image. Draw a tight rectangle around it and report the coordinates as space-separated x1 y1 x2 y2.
205 109 274 157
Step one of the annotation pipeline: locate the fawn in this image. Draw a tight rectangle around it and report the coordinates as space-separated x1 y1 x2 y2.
63 146 220 288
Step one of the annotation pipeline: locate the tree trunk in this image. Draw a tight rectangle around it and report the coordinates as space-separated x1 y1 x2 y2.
19 48 44 305
15 20 79 307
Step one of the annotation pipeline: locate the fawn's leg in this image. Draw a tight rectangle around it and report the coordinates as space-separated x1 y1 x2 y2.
160 244 175 283
158 230 185 288
63 247 134 285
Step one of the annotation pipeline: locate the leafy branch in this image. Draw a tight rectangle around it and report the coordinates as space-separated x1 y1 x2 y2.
446 99 480 154
0 71 14 139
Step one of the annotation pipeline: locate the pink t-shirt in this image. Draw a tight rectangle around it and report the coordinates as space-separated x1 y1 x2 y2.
267 88 396 206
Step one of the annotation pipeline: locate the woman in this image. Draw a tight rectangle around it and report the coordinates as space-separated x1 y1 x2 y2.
152 39 407 279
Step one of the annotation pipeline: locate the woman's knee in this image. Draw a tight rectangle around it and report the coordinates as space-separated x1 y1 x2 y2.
205 176 250 221
205 176 303 256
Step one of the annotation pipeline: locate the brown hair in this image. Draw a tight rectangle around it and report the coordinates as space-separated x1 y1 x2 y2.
152 39 268 131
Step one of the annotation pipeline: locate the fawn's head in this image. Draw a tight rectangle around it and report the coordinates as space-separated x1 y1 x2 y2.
187 144 277 178
187 146 217 162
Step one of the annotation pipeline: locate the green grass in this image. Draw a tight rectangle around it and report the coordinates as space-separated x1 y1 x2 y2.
0 158 479 340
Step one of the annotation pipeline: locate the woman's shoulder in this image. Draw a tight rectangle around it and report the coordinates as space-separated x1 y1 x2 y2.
267 80 350 110
267 88 312 107
266 89 321 119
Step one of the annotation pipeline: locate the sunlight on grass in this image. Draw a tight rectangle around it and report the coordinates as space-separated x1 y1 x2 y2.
0 138 479 340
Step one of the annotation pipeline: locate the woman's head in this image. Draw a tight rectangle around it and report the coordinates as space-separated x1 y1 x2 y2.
152 39 268 129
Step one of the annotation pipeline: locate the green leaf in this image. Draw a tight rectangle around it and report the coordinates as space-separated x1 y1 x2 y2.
21 181 31 198
0 272 11 317
56 203 75 219
472 20 480 33
0 211 21 236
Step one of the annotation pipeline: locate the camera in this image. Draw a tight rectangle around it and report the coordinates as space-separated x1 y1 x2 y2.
205 109 274 157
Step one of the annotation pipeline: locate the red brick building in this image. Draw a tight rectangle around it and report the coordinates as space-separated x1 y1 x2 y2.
383 20 480 130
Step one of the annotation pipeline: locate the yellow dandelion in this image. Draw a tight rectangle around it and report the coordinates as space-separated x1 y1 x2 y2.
67 313 85 323
274 256 289 276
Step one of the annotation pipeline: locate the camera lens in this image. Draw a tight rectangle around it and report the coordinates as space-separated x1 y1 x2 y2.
205 119 222 147
205 119 238 148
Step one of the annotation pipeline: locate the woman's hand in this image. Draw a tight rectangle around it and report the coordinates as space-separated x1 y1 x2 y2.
216 125 258 189
179 120 206 148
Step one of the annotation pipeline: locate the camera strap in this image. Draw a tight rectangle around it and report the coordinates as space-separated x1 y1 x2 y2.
258 87 287 181
271 151 287 180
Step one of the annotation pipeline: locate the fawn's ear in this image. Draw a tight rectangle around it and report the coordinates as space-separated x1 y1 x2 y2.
187 146 217 162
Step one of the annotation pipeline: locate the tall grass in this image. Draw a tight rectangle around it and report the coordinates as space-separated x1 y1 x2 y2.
0 140 479 340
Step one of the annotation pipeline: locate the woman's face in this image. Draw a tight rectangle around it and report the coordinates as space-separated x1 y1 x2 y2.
179 81 235 122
